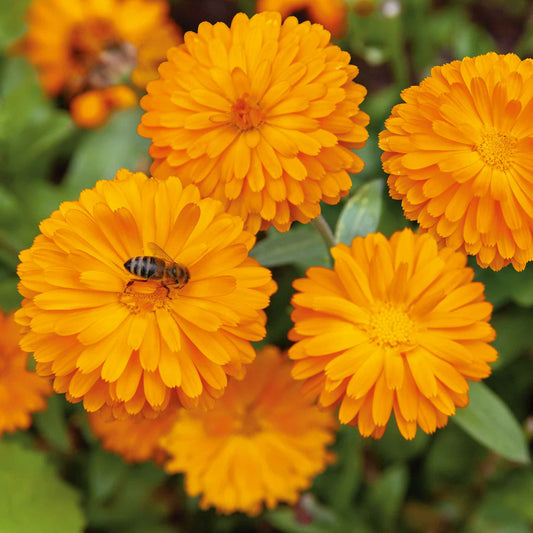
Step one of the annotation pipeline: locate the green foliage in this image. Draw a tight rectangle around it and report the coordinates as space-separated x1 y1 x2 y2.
0 440 85 533
453 382 530 464
0 0 531 532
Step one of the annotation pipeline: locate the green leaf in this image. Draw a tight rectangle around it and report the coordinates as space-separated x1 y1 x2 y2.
0 276 21 311
363 465 409 531
491 308 533 371
0 440 85 533
88 448 129 503
453 382 530 464
250 224 329 270
32 395 71 454
0 0 32 50
335 179 384 245
64 107 151 196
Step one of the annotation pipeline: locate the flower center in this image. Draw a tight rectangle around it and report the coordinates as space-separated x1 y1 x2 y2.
68 18 137 94
229 94 266 131
120 282 171 313
475 128 517 171
236 403 263 436
367 303 414 348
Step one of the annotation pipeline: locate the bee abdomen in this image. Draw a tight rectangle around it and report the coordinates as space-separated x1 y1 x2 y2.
124 256 163 279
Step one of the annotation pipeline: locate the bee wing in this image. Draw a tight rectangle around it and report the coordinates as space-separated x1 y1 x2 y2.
147 242 175 262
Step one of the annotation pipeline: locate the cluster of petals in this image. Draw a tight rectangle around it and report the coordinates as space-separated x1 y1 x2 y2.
88 408 176 463
380 52 533 271
256 0 348 39
139 11 369 234
0 310 51 436
160 346 336 515
16 169 276 420
23 0 182 127
288 229 497 440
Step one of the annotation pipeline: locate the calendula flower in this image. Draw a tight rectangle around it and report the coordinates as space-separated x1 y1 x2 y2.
16 169 276 420
160 346 336 515
289 229 497 440
23 0 182 127
138 11 368 234
88 409 176 463
0 310 51 436
256 0 347 38
379 53 533 271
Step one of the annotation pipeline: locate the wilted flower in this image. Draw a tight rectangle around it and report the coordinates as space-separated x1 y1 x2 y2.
0 310 51 436
289 229 497 440
139 11 368 234
16 169 276 419
22 0 182 127
380 52 533 271
160 346 336 515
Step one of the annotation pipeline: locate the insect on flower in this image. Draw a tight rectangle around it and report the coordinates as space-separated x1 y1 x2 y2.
124 242 190 294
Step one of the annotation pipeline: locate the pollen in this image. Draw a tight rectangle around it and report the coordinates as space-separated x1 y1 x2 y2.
120 282 170 313
229 93 266 131
475 128 517 171
367 302 415 348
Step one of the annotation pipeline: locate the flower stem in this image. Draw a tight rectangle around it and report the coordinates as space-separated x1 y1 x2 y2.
311 215 336 250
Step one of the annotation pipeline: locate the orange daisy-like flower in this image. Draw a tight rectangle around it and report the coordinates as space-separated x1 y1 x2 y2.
16 169 276 420
379 52 533 271
0 310 51 436
160 346 336 515
256 0 348 39
23 0 182 127
88 409 176 463
138 11 368 234
289 229 498 440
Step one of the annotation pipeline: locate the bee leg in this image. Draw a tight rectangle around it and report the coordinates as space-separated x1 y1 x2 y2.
162 282 172 298
125 278 149 293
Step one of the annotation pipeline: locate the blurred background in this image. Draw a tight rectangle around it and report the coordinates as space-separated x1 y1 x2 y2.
0 0 531 531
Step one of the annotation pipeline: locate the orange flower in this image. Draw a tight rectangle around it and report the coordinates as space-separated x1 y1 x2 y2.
88 409 176 463
379 53 533 271
138 12 368 234
70 85 138 128
23 0 182 127
16 169 276 420
160 346 336 515
289 229 497 440
256 0 348 39
0 310 51 436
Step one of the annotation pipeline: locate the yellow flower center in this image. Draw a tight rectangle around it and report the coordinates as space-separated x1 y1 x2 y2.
368 303 414 348
237 404 263 436
120 282 171 313
475 128 517 171
229 94 266 130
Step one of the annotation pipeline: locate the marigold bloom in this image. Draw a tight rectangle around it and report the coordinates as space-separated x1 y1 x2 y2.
160 346 336 515
379 53 533 271
256 0 347 39
0 310 51 436
138 11 368 234
88 409 175 463
16 169 276 419
289 229 497 440
23 0 182 127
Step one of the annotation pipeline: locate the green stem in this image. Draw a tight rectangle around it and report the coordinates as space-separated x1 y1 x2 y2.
311 215 337 250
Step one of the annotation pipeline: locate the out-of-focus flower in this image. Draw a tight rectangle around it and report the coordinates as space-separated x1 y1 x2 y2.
138 11 368 234
289 229 497 440
380 52 533 271
160 346 336 515
22 0 182 127
256 0 347 38
0 310 51 436
70 85 138 129
88 409 176 463
16 169 276 420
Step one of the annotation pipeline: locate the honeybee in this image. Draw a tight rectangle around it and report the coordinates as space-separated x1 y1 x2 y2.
124 242 190 293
